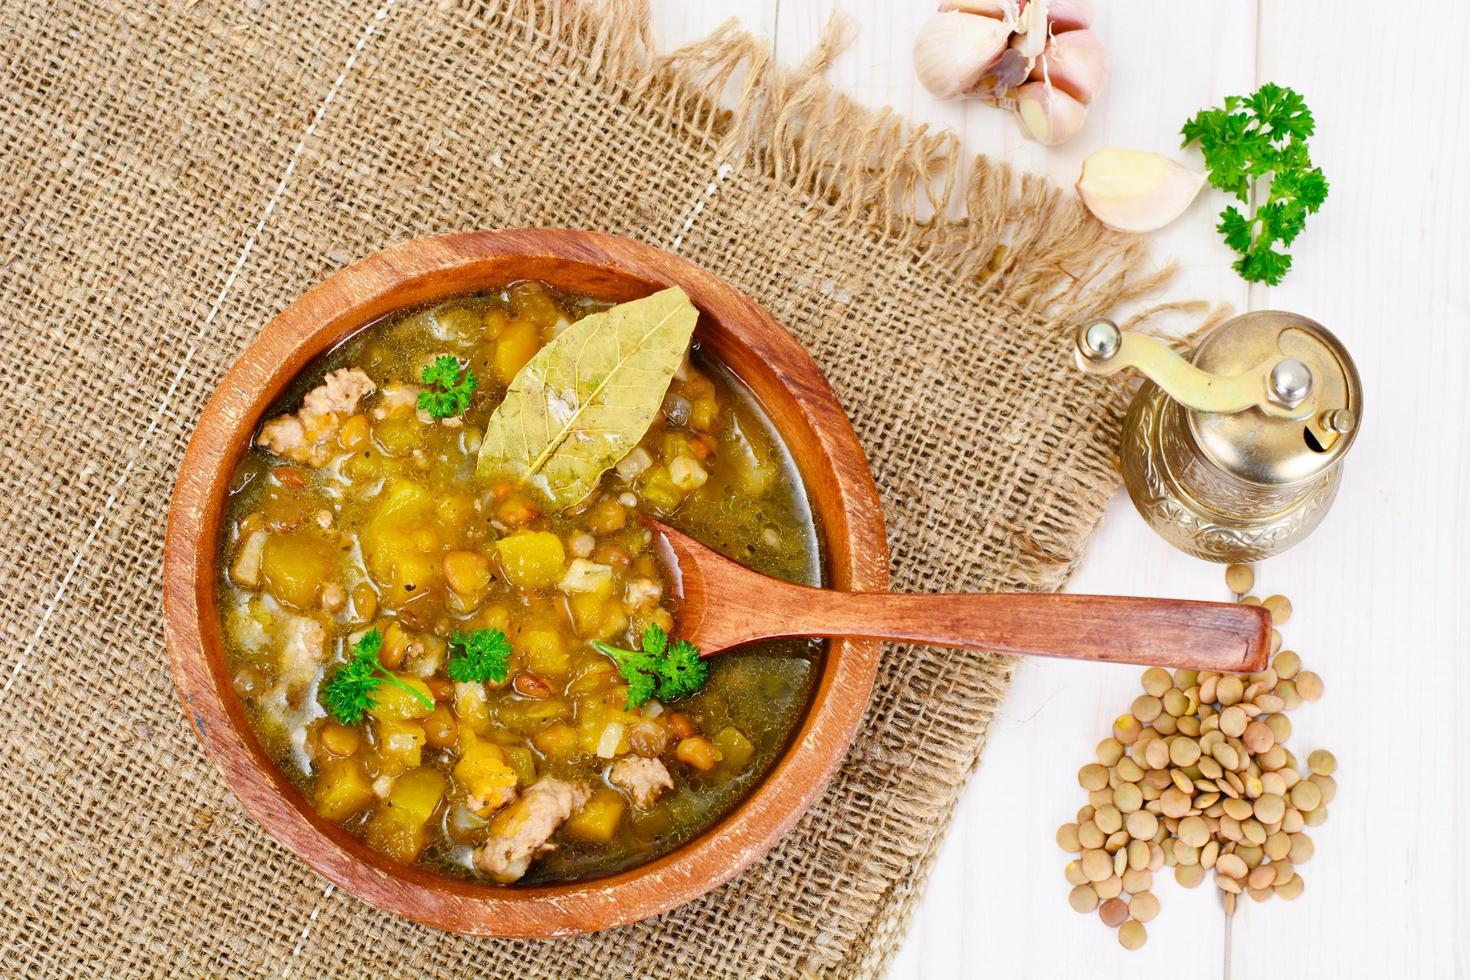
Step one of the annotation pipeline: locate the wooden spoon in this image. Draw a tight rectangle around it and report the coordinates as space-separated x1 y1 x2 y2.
648 521 1270 673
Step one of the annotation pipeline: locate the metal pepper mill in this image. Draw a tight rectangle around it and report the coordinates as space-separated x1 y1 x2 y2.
1074 311 1362 563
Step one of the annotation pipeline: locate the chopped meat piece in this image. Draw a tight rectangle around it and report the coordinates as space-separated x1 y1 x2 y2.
257 367 375 466
278 614 326 694
473 777 590 884
304 367 375 417
374 383 419 419
257 415 307 457
230 529 268 588
609 756 673 809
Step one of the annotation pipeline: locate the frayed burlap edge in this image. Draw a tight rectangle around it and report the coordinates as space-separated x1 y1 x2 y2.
525 2 1177 323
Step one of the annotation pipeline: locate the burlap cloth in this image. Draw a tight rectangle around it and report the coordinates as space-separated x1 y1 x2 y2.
0 0 1172 975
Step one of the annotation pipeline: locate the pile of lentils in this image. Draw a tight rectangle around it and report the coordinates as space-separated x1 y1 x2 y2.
1056 564 1336 950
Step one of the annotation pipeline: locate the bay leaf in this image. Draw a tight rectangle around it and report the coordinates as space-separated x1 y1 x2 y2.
476 286 698 509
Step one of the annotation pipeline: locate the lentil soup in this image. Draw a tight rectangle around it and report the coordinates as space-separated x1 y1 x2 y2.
218 282 823 885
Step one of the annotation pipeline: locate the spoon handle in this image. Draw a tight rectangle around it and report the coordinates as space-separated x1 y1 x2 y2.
748 591 1269 672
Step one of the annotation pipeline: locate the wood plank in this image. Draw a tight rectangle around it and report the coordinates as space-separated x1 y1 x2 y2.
648 0 778 51
1230 1 1470 975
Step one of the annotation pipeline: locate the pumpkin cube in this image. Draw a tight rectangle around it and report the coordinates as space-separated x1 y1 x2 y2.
313 757 374 822
373 718 426 775
562 788 625 844
364 767 446 863
496 531 565 589
368 675 434 722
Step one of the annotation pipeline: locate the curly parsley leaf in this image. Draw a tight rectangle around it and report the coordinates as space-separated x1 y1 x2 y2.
592 624 706 711
654 639 706 702
417 355 478 420
621 666 659 711
1181 83 1328 286
447 628 512 685
320 628 434 725
641 622 668 659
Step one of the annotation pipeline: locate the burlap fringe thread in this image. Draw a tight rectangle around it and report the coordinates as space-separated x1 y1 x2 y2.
497 0 1178 331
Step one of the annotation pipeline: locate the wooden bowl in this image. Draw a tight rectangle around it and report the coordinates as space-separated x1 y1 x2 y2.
164 229 889 936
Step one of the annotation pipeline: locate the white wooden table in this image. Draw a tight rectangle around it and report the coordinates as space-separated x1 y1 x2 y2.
650 2 1470 976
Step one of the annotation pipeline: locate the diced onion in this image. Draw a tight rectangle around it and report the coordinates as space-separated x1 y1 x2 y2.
641 701 664 718
230 529 268 588
624 578 663 609
668 455 708 491
615 447 654 481
447 803 489 842
596 722 625 759
558 558 614 594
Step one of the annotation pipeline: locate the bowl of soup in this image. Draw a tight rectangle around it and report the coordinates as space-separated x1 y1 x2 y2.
164 229 887 935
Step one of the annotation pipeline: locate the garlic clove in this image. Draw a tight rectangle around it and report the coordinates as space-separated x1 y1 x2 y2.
1076 148 1206 232
1013 81 1088 145
1011 0 1051 60
1031 28 1108 104
914 11 1013 101
986 47 1032 91
1046 0 1092 31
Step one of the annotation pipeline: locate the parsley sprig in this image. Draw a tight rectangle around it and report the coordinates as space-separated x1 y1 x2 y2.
417 355 478 420
446 628 512 685
320 628 434 725
593 624 707 711
1181 83 1329 286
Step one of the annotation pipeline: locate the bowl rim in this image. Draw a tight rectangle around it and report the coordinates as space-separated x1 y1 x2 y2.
163 228 889 936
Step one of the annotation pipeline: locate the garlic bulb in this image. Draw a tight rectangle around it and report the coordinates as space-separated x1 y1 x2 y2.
914 10 1013 100
916 0 1106 147
1076 148 1206 233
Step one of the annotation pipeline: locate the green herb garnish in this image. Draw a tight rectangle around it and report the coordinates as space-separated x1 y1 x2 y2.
1181 83 1329 286
320 628 434 725
446 628 512 685
418 355 478 419
593 623 707 710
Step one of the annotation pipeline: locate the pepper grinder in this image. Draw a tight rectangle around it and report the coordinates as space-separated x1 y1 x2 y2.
1074 311 1363 563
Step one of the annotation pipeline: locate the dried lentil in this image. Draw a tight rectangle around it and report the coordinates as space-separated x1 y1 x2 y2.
1054 572 1334 950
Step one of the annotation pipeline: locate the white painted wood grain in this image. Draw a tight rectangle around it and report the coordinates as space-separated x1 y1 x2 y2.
648 2 1470 976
